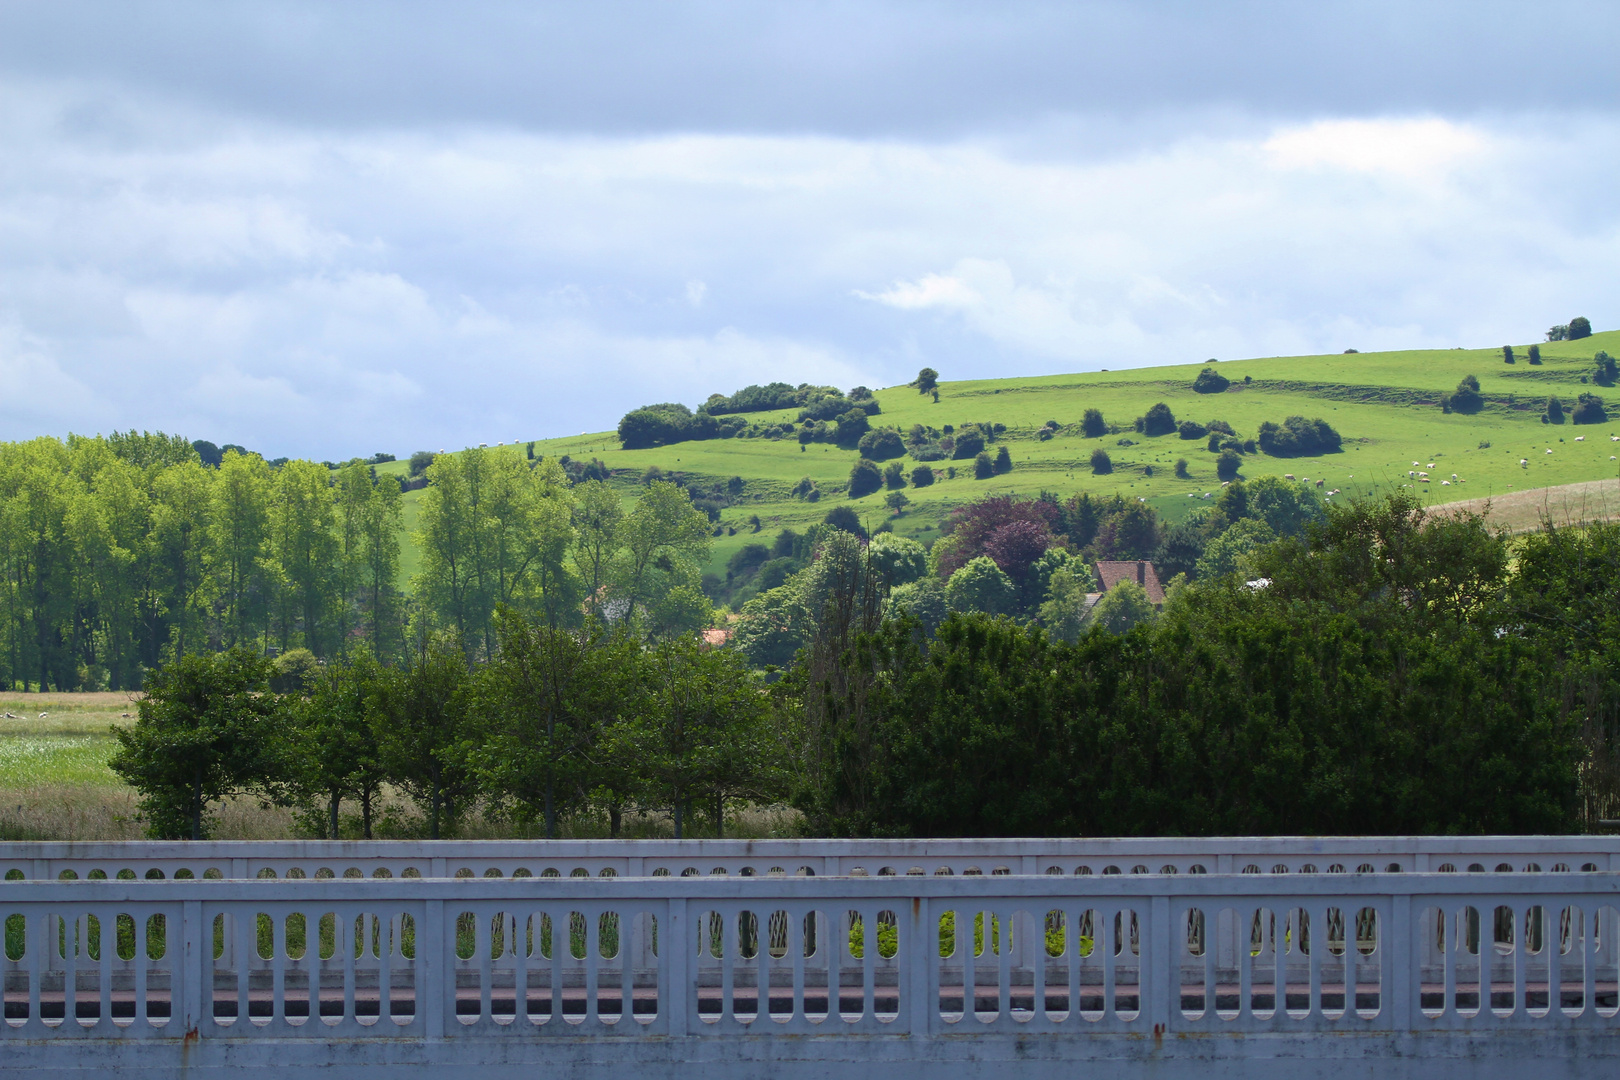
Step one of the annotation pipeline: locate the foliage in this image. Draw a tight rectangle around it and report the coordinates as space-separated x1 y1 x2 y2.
973 452 994 479
822 506 868 538
1089 448 1112 474
1086 578 1156 634
1191 367 1230 394
1137 402 1177 437
944 557 1016 616
910 464 936 487
1446 374 1483 414
848 459 883 499
1080 408 1107 438
372 645 477 839
1546 396 1565 423
1572 392 1609 425
1593 351 1617 387
1257 415 1342 456
868 534 927 587
911 368 940 394
286 648 389 839
1570 317 1592 340
108 649 288 840
993 446 1012 474
858 427 906 460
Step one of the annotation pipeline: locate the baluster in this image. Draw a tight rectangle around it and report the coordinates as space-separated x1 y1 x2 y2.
586 908 601 1026
995 908 1010 1021
791 906 806 1026
97 907 112 1029
1032 908 1047 1027
1101 908 1116 1023
133 911 148 1031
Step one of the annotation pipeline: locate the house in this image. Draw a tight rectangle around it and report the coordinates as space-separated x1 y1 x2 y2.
1094 560 1165 605
699 628 732 649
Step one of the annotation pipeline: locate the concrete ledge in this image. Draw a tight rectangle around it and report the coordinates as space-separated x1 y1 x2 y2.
2 1030 1618 1079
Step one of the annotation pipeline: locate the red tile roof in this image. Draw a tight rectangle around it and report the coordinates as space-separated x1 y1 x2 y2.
1094 560 1165 605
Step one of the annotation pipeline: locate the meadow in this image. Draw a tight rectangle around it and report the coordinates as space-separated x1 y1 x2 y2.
377 330 1620 580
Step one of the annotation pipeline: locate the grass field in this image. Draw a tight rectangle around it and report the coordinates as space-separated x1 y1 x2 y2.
377 330 1620 583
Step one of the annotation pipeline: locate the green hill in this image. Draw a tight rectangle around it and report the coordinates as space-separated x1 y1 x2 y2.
379 331 1620 586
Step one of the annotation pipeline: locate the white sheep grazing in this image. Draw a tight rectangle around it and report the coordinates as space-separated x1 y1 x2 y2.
1427 462 1436 469
1576 436 1585 441
1547 448 1554 454
1520 459 1529 466
1420 476 1430 483
1451 473 1458 480
1412 461 1420 466
37 712 47 719
1408 470 1416 478
1442 480 1451 485
1284 474 1295 480
1315 479 1324 486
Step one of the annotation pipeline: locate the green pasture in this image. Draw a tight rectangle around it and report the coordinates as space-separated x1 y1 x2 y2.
390 331 1620 583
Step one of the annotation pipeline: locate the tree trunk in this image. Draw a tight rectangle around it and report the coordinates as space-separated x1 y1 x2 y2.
609 803 622 839
673 792 684 839
431 785 441 840
329 791 341 840
361 788 374 840
191 773 203 841
715 794 723 839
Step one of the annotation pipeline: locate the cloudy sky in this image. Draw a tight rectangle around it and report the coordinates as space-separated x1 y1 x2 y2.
2 1 1617 459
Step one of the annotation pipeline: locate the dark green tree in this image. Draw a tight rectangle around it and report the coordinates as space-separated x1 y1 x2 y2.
374 645 478 838
1081 408 1107 438
848 459 883 498
109 649 289 840
1089 448 1112 474
911 368 940 394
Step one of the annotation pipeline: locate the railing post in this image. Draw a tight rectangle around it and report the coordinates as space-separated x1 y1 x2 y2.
422 898 446 1038
667 898 688 1036
182 898 204 1034
908 894 931 1037
1149 895 1171 1033
1389 895 1412 1031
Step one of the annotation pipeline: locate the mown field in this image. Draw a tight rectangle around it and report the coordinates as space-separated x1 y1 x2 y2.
377 330 1620 581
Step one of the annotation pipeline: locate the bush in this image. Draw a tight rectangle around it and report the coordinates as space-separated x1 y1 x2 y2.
911 464 935 487
993 445 1012 475
823 506 867 538
1572 392 1609 425
1448 374 1483 414
857 427 906 460
1545 395 1565 424
271 648 321 694
835 408 872 447
409 450 436 478
951 428 986 460
1174 458 1190 479
883 462 906 489
1178 420 1207 439
973 452 994 479
1191 367 1230 394
1138 402 1176 437
1528 344 1542 365
869 533 927 586
911 367 939 394
617 402 695 448
1502 345 1515 364
1594 351 1617 387
792 476 819 500
1081 408 1107 438
1090 448 1112 474
1257 416 1342 457
1216 449 1242 481
885 490 910 514
1206 432 1223 453
848 459 883 498
1570 316 1592 340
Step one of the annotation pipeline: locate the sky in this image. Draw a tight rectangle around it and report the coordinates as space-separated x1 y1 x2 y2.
1 1 1617 459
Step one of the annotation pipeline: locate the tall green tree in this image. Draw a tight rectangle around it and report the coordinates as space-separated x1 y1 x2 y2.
374 644 478 838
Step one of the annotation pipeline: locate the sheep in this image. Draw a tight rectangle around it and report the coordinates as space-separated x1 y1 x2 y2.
1315 479 1324 487
1412 461 1420 466
1408 471 1416 478
1520 459 1529 466
1284 474 1295 480
1451 473 1458 480
1547 448 1554 454
1420 476 1431 483
1576 436 1585 442
1427 463 1436 468
1442 480 1451 485
1 712 13 719
37 712 47 719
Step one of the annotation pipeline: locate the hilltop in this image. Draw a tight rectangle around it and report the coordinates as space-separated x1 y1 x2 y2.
375 330 1620 586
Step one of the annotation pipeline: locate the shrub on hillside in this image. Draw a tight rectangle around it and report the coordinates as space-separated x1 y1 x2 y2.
1257 416 1342 456
409 450 436 477
1081 408 1107 438
951 427 987 460
1570 316 1593 340
1502 345 1516 364
1572 392 1609 425
823 506 868 538
857 427 906 460
883 462 906 489
835 408 872 447
1191 367 1230 394
1174 458 1191 479
1090 448 1113 474
1445 374 1484 415
973 451 994 479
910 464 936 487
1594 351 1618 387
993 445 1012 474
1136 402 1177 437
1528 344 1542 365
1216 449 1242 481
1545 396 1565 424
1178 420 1207 439
848 459 883 498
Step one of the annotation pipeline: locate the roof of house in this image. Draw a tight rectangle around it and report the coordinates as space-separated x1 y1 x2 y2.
1094 560 1165 605
700 628 732 648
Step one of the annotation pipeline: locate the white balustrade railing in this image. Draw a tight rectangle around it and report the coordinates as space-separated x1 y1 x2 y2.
3 865 1619 1041
3 836 1616 882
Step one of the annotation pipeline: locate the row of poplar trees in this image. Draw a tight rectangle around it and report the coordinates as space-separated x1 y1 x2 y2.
0 433 716 691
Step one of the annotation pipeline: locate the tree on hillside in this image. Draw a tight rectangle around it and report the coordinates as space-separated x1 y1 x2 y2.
374 645 478 839
1594 351 1617 387
109 649 289 840
973 451 994 479
1137 402 1177 436
1546 396 1565 423
848 459 883 498
1090 448 1113 474
823 505 868 538
1572 393 1609 425
1081 408 1107 438
1446 374 1483 414
911 368 939 394
993 445 1012 474
1569 317 1592 340
1217 450 1241 480
1192 367 1230 394
910 464 935 487
1502 345 1516 364
1528 344 1542 365
1257 415 1342 456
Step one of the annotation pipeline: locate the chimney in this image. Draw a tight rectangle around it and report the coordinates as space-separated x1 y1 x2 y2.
1137 561 1145 584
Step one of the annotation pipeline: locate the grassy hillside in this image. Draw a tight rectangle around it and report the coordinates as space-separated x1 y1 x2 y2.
383 331 1620 585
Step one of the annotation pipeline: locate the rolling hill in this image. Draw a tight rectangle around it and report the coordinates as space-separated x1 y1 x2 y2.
373 330 1620 586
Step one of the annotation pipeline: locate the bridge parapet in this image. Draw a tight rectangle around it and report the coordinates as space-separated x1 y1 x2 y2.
1 840 1618 1078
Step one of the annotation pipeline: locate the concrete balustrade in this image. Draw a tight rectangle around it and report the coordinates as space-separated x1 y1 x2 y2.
1 839 1618 1077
